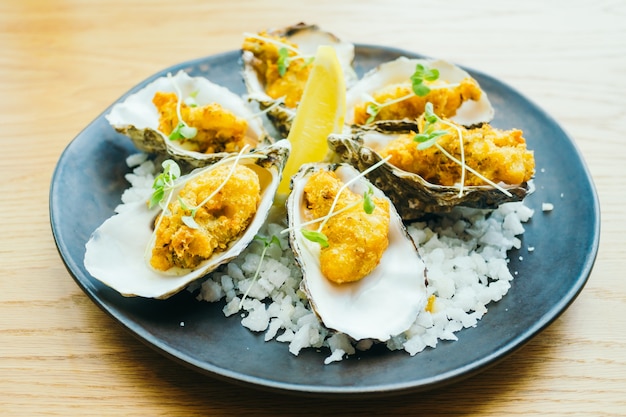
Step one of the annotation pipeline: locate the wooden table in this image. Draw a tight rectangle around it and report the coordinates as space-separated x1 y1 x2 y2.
2 0 624 415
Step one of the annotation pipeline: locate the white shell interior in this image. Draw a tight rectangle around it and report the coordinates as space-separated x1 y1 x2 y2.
288 164 427 341
345 57 494 126
286 29 356 84
360 130 404 152
106 70 266 152
83 141 288 299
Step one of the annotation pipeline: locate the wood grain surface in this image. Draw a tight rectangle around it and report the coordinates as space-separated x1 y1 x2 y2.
1 0 625 415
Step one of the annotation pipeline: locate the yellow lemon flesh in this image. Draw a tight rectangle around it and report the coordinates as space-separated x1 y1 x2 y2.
276 45 346 198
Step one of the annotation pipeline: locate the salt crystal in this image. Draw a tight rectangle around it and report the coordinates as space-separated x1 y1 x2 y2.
125 152 148 167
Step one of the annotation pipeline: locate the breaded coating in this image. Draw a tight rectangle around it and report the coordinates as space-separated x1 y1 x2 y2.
353 78 483 124
153 91 249 154
303 170 390 284
242 32 311 108
379 121 535 187
150 164 261 271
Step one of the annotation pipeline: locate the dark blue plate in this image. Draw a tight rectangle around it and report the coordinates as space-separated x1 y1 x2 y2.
49 45 600 396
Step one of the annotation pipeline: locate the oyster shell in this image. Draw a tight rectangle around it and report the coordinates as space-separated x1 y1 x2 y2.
106 70 270 168
345 57 494 127
328 122 531 220
83 139 290 299
286 162 427 341
242 23 356 137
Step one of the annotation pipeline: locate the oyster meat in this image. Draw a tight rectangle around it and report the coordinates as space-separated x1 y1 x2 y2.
286 162 427 341
242 23 356 137
346 57 494 127
328 121 533 220
83 140 290 299
106 70 271 168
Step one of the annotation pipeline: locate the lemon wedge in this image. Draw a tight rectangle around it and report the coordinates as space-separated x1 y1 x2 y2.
276 45 346 197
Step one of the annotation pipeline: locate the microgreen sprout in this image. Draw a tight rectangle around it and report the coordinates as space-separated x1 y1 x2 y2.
363 186 376 214
364 63 458 124
413 103 449 150
276 46 314 77
300 230 330 248
414 102 512 198
168 123 197 141
144 159 183 265
167 73 197 141
276 47 290 76
149 159 181 209
177 197 200 229
184 90 199 107
239 235 282 309
410 63 440 96
365 102 380 124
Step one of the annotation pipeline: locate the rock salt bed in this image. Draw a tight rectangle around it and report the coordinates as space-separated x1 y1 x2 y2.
115 153 534 364
194 201 532 363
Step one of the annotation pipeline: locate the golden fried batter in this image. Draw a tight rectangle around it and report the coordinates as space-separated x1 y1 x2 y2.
150 164 261 271
303 170 390 284
153 91 249 154
379 120 535 187
242 32 311 108
353 78 483 124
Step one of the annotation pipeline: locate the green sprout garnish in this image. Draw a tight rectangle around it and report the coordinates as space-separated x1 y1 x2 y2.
168 123 198 141
363 186 376 214
149 159 181 209
410 63 440 97
184 90 199 107
301 229 330 248
167 73 198 141
256 234 281 248
365 103 380 124
277 47 290 77
276 46 314 77
177 196 193 212
364 63 453 124
414 102 449 150
178 197 200 229
239 235 282 309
